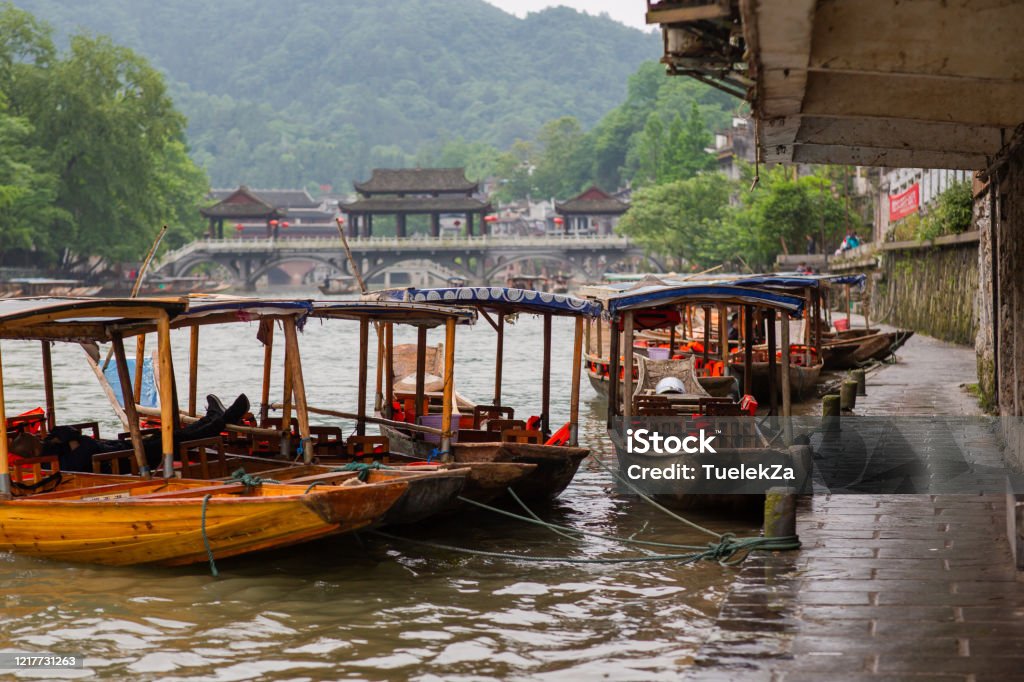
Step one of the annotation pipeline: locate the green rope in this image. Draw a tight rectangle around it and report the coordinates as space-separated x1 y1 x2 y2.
462 491 709 551
228 468 279 487
370 529 799 566
304 480 326 494
330 461 390 482
201 494 218 577
587 454 724 539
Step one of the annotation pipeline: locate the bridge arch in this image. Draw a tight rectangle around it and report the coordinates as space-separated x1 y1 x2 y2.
361 257 476 286
175 257 241 282
246 255 343 288
484 252 588 283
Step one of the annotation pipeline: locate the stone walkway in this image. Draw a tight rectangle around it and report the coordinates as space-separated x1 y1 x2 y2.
685 333 1024 681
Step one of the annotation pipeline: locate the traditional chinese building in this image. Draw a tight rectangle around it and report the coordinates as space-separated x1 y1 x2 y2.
554 186 629 235
339 168 492 238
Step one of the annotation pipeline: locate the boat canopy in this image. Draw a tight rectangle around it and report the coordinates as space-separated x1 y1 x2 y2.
170 297 313 329
603 283 807 317
0 297 187 342
376 286 603 318
733 273 866 289
311 300 476 327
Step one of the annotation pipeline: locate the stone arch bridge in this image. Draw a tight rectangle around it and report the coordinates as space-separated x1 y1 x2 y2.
154 235 658 289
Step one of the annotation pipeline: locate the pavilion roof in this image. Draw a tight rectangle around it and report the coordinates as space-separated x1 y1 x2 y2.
209 188 319 209
338 196 492 214
555 186 629 215
200 186 283 220
353 168 478 195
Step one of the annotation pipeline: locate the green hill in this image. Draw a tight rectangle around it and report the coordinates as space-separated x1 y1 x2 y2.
12 0 659 190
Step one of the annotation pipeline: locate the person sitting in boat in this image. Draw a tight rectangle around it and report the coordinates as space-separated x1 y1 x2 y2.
9 394 249 473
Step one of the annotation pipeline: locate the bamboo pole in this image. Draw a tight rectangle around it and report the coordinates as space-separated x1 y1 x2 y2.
493 313 505 406
111 332 149 476
283 317 313 464
260 321 274 425
440 318 456 459
41 341 56 432
283 403 444 436
569 316 584 446
623 311 635 421
83 346 130 430
541 313 552 435
356 317 369 437
157 313 175 478
0 341 9 498
188 325 199 417
335 217 368 294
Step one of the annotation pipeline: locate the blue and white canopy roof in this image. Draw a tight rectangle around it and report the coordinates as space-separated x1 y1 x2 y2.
376 287 603 318
311 300 476 327
171 297 313 328
732 273 866 289
603 283 807 317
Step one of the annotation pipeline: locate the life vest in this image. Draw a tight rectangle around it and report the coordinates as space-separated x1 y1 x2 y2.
545 422 571 446
739 395 758 416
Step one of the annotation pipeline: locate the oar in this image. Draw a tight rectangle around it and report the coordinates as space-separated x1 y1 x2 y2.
334 217 367 295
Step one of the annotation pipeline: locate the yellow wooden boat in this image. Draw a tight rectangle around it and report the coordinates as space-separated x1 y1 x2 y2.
0 477 407 566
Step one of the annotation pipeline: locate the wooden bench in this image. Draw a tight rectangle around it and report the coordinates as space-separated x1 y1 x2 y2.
178 436 228 479
473 405 514 428
501 428 543 444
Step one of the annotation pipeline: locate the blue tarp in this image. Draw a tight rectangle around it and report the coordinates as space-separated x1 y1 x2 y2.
605 283 806 317
103 357 158 408
734 273 867 289
378 287 604 317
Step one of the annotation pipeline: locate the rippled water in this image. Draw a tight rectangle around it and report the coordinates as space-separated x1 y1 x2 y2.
0 291 758 681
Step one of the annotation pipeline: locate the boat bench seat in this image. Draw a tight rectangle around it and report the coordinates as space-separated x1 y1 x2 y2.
473 405 514 428
92 448 139 475
346 435 389 456
12 455 60 484
501 428 543 444
178 437 228 479
485 418 525 433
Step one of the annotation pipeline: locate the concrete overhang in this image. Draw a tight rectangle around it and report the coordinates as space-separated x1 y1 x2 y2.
648 0 1024 170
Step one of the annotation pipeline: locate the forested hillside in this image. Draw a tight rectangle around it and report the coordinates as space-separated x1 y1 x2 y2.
12 0 659 190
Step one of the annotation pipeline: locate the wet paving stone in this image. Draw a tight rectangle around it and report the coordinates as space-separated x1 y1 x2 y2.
683 333 1024 680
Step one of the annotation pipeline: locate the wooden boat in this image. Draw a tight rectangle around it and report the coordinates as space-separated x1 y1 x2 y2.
0 477 407 566
728 346 822 401
318 275 358 296
368 287 602 501
222 458 472 525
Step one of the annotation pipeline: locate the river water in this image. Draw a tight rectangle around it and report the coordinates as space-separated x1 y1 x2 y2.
0 292 759 681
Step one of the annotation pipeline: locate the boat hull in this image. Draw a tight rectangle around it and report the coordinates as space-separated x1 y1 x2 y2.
0 479 407 567
381 424 587 501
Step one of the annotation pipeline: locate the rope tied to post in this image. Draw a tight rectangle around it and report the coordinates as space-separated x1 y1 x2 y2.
332 461 390 481
201 494 218 577
228 468 279 487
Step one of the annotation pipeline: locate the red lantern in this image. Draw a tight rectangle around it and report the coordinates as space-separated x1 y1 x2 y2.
553 216 565 226
269 219 279 227
484 214 498 223
234 223 244 232
336 216 346 226
281 221 290 229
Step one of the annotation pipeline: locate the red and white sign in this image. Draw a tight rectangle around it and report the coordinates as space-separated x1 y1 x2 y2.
889 184 920 222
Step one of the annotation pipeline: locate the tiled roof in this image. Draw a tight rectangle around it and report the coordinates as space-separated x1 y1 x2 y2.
555 186 629 215
353 168 478 194
209 187 319 209
339 196 492 213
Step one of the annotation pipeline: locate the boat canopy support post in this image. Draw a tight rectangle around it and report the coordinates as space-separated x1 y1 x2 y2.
569 316 583 446
41 341 55 432
767 309 778 416
596 317 603 358
814 290 823 359
702 305 711 369
188 325 199 417
374 323 384 414
157 314 175 478
415 327 427 422
111 332 149 477
719 304 728 368
781 313 792 424
280 326 294 458
607 318 621 427
384 323 395 419
440 318 456 460
0 341 10 499
494 313 505 406
133 334 146 403
542 313 552 434
356 316 369 437
743 305 754 397
623 311 635 421
283 317 313 463
260 321 274 425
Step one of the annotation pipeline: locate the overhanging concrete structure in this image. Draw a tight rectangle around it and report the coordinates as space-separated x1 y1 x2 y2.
648 0 1024 170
